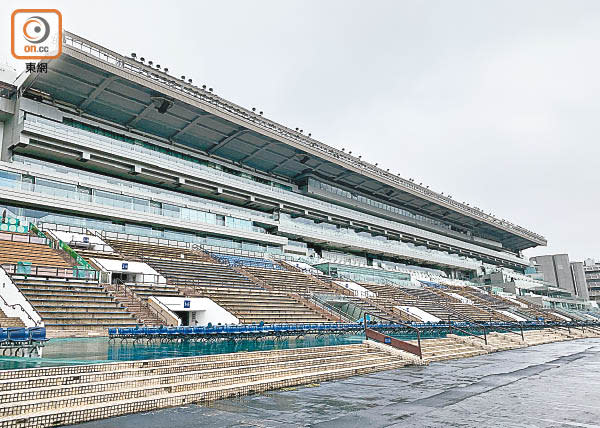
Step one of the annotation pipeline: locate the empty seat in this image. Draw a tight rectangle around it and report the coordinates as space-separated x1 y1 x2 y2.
180 285 330 324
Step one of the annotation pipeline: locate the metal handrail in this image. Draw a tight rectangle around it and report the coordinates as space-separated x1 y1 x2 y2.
1 264 99 280
363 311 422 359
447 317 487 345
0 291 41 327
309 294 354 323
0 231 49 246
110 279 170 326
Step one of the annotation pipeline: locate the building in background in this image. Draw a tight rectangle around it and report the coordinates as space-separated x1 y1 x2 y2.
530 254 589 300
584 258 600 302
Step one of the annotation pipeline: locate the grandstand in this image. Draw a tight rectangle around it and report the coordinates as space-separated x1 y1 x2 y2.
0 30 600 428
1 31 597 338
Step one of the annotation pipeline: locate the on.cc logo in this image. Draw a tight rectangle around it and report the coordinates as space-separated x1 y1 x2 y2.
23 16 51 44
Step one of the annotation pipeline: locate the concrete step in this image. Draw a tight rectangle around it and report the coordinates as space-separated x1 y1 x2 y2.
0 343 371 382
0 353 398 409
0 344 406 427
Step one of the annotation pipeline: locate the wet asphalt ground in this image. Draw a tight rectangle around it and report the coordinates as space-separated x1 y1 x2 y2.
68 338 600 428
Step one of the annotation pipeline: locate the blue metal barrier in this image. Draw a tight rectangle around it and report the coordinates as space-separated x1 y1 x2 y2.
107 320 600 343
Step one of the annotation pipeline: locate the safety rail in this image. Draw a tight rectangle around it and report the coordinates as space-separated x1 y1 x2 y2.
1 264 99 280
0 293 41 327
210 253 284 270
43 231 97 272
108 323 365 341
0 231 49 246
67 241 117 254
28 222 48 241
109 280 171 326
309 294 356 323
0 265 43 327
364 312 422 359
101 232 276 260
448 318 487 345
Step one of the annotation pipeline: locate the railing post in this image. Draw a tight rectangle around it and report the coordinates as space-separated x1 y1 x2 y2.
520 322 524 341
416 329 422 359
483 326 487 345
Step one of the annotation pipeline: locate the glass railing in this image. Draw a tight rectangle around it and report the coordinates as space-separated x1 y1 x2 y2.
278 218 481 270
22 116 526 265
0 175 276 240
12 151 273 222
24 115 292 202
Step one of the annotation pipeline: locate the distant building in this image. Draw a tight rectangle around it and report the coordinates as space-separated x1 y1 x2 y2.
530 254 589 300
584 258 600 302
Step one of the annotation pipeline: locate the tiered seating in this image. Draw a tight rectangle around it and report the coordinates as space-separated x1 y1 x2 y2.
145 258 258 289
0 233 69 267
182 285 330 324
13 278 138 333
360 282 508 322
513 297 564 322
0 309 25 328
125 283 182 299
211 253 283 270
106 239 214 263
427 288 510 322
245 267 334 294
360 283 454 321
360 283 410 301
101 239 344 325
0 233 138 334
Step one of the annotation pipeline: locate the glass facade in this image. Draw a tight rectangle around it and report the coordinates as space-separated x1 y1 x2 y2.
62 116 293 191
279 213 480 270
309 178 453 231
0 165 264 236
0 204 283 255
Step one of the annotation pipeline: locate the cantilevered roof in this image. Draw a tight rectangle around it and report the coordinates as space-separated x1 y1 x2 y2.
19 31 546 252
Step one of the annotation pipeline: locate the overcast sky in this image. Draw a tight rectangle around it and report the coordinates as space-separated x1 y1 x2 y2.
2 1 599 261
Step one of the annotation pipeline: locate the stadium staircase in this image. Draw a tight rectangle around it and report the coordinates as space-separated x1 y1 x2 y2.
13 278 138 335
409 337 488 362
104 282 176 326
0 308 25 328
0 232 138 336
0 343 411 428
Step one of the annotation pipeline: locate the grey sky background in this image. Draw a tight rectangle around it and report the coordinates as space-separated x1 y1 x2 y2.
1 1 598 261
